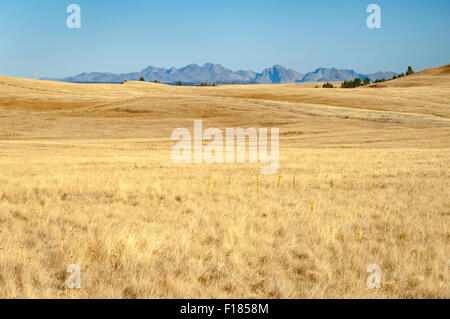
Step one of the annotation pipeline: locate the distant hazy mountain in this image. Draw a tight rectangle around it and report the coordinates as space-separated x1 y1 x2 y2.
301 68 366 82
254 65 304 84
48 63 396 84
365 71 398 82
58 63 259 84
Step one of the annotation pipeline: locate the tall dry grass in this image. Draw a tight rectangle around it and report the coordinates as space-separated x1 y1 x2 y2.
0 142 448 298
0 69 449 298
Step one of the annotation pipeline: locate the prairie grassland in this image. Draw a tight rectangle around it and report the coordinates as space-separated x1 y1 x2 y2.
0 142 448 298
0 65 449 298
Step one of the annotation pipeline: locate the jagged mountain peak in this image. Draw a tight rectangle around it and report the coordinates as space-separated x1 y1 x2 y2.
53 63 396 85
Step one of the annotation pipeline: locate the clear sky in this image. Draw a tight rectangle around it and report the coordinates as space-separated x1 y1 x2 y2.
1 0 449 78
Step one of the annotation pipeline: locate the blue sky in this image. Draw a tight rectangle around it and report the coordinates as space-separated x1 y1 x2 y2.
1 0 449 78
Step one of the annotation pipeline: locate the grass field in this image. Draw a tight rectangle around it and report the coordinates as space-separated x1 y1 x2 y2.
0 65 449 298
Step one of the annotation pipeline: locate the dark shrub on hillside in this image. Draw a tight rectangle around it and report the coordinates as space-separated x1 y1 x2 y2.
406 66 415 76
341 78 362 88
374 78 387 83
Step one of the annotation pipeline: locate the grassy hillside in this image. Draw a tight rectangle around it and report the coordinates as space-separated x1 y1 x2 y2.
0 65 448 298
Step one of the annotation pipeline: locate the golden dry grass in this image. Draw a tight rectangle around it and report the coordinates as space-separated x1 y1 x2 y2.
0 65 449 298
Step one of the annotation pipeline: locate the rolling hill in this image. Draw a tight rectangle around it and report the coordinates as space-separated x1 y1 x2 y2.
0 64 448 299
0 64 448 147
369 64 450 88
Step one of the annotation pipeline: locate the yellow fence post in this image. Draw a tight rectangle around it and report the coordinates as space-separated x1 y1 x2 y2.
208 173 211 191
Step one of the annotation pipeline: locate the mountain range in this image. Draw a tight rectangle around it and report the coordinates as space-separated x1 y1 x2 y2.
44 64 397 85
